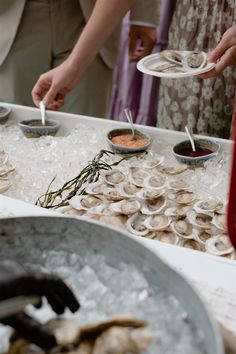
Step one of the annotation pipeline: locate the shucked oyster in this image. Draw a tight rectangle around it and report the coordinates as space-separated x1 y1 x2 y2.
69 195 104 211
141 195 166 215
104 170 125 186
143 174 166 190
159 163 187 175
171 219 196 239
127 213 149 236
144 214 171 231
205 235 234 256
149 230 179 245
141 156 164 169
118 182 140 198
182 51 207 69
194 197 223 214
136 187 165 200
174 191 196 205
129 167 150 187
166 179 190 192
111 199 141 215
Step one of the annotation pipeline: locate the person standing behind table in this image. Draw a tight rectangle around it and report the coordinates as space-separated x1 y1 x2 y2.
0 0 159 118
157 1 236 139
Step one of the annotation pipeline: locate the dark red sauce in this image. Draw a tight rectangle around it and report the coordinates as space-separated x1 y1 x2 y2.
178 147 213 157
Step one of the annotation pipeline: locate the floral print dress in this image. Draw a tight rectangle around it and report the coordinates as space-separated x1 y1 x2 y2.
157 0 236 138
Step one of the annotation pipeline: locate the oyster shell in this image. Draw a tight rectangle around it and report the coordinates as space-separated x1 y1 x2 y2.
165 205 190 219
159 163 187 175
104 170 125 186
179 239 203 251
129 167 150 187
211 213 227 233
144 214 171 231
104 188 124 202
194 197 223 214
127 213 149 236
166 179 190 192
88 203 115 216
141 156 164 169
86 181 106 195
171 219 196 239
205 235 234 256
161 50 183 65
69 195 103 211
141 195 166 215
151 230 179 245
111 199 141 215
118 182 140 198
182 51 207 69
187 211 213 230
143 174 166 190
194 230 212 245
174 191 196 205
136 187 165 200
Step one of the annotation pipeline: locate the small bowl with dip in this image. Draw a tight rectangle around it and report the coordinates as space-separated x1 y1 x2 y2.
18 119 60 138
107 128 151 154
173 138 220 165
0 106 11 125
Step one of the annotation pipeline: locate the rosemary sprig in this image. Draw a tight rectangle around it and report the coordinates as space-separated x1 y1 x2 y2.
36 150 132 209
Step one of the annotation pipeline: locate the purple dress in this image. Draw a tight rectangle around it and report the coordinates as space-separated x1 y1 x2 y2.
108 1 176 126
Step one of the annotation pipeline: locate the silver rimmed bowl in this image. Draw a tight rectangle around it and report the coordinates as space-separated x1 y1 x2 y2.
107 128 151 154
18 119 60 138
173 138 220 165
0 217 223 354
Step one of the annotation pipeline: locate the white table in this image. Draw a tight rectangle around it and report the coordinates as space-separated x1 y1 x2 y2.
0 103 236 335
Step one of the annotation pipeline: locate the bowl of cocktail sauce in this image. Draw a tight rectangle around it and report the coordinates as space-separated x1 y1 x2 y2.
107 128 151 154
173 138 220 165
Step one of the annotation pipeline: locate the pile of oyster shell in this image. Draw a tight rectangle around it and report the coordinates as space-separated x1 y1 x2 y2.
152 50 208 73
64 156 235 260
0 149 15 194
7 315 153 354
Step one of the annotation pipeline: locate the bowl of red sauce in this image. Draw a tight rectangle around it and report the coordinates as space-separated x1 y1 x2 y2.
173 138 220 165
107 128 151 154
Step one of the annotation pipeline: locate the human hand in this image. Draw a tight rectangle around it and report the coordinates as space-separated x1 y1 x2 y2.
32 59 81 110
0 260 79 349
129 25 157 61
199 25 236 79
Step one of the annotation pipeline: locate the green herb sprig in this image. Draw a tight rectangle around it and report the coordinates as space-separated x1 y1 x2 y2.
36 150 133 209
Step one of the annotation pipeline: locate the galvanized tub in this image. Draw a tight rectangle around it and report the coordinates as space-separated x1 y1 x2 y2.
0 217 224 354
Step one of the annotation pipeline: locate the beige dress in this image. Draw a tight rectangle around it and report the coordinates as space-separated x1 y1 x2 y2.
157 0 236 139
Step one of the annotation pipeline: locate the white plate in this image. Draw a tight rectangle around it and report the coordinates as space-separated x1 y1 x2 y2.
137 52 215 78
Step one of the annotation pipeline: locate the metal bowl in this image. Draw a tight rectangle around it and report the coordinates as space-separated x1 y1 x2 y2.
18 119 60 138
0 106 11 125
173 138 220 165
0 217 223 354
107 128 151 154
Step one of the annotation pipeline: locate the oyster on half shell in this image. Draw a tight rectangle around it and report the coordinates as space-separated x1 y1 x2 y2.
111 199 141 215
127 213 149 236
141 156 164 169
144 214 171 231
179 239 203 251
136 188 165 200
129 167 150 187
150 230 179 245
118 182 140 198
104 169 125 186
174 191 196 205
171 219 196 239
141 195 166 215
187 211 213 230
211 213 227 233
166 179 190 192
205 235 234 256
165 205 190 219
159 163 187 175
194 197 223 214
69 195 103 211
143 174 166 190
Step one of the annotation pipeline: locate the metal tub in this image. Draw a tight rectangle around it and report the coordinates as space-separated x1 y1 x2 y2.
0 217 224 354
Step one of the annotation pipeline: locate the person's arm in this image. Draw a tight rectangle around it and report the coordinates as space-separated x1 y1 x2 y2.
32 0 134 110
0 260 79 349
200 25 236 79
